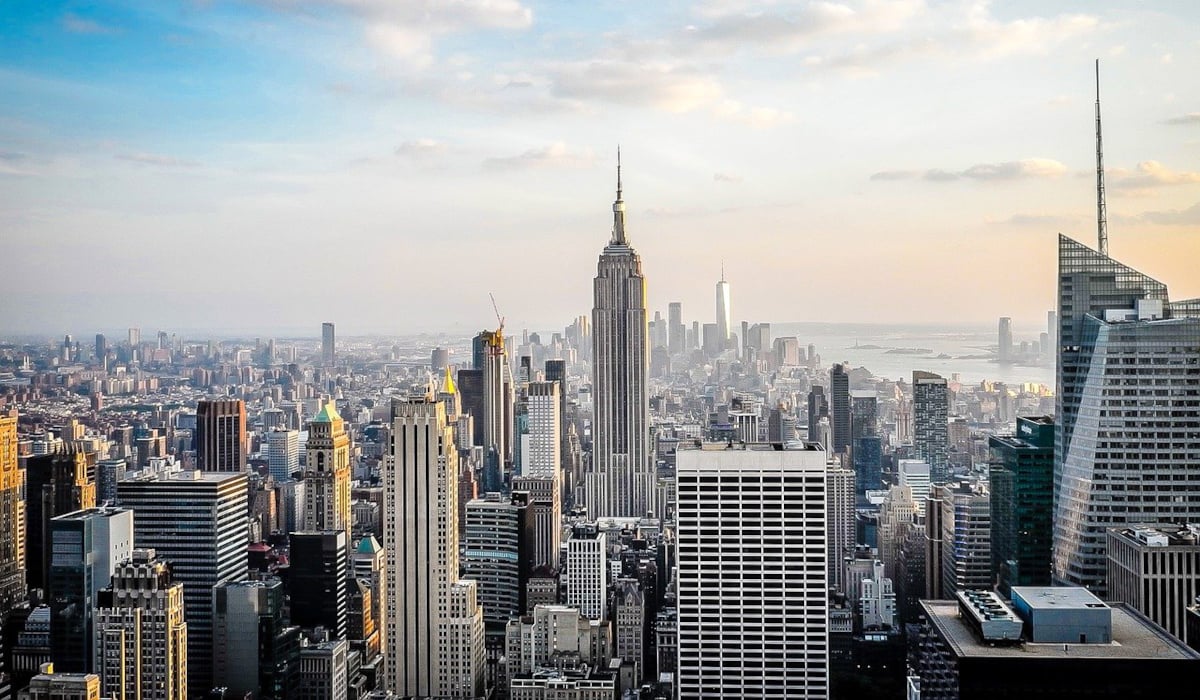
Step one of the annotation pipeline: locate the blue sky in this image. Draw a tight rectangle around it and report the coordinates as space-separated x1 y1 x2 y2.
2 1 1199 336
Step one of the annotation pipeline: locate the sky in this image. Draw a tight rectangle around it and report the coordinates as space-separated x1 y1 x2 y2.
1 0 1199 338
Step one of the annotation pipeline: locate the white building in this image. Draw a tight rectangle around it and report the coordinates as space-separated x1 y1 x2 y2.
676 443 829 699
566 529 607 621
897 460 931 516
383 397 483 697
266 429 299 483
504 605 611 676
859 560 896 632
826 467 856 594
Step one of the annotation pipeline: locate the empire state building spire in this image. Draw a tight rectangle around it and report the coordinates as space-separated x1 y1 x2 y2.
611 147 627 246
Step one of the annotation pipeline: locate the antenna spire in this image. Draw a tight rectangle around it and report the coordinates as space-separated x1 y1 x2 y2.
611 146 627 245
1096 58 1109 257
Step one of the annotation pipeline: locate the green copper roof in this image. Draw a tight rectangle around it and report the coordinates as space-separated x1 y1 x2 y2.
312 400 341 423
356 535 382 554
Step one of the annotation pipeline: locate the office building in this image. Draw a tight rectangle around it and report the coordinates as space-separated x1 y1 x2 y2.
0 411 24 614
1108 525 1200 645
912 371 949 483
988 416 1054 595
897 460 931 515
462 492 533 633
998 317 1013 362
353 535 386 661
117 470 248 697
668 302 684 354
715 269 731 346
195 399 247 473
288 531 349 639
614 580 644 678
303 402 352 533
859 560 896 632
878 485 916 584
915 587 1200 699
829 364 850 454
297 640 349 700
266 429 300 483
937 482 991 597
806 386 827 445
511 475 561 570
21 664 101 700
566 529 607 621
587 157 654 519
25 451 96 592
853 436 882 503
93 549 188 700
676 443 828 699
383 397 484 697
827 467 855 594
1053 235 1200 593
47 507 133 674
213 578 300 700
322 322 335 366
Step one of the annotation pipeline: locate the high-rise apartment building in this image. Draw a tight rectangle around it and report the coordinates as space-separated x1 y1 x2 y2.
676 443 829 699
47 507 134 673
587 157 654 519
912 371 949 483
827 467 856 595
117 471 248 697
93 548 188 700
937 482 991 598
829 364 851 454
523 382 560 478
566 528 607 621
1053 235 1200 593
303 402 352 533
715 269 731 346
266 429 300 483
383 397 483 697
321 322 335 366
989 416 1054 595
0 410 23 614
476 329 509 484
195 399 247 473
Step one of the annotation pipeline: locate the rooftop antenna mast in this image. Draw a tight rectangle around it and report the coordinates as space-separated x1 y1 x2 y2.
1096 58 1108 257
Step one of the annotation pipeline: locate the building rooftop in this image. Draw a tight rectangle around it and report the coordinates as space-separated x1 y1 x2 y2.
922 599 1199 660
1010 586 1108 612
1110 524 1200 548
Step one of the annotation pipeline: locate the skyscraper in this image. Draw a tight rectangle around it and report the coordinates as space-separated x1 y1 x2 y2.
667 302 684 354
266 429 300 483
353 535 386 664
93 548 188 700
806 386 828 446
383 397 484 697
998 316 1013 362
303 401 352 533
476 329 509 487
195 399 247 473
827 467 855 594
566 528 607 621
287 531 348 639
989 416 1054 595
47 507 134 673
212 579 301 700
912 371 949 484
675 443 828 699
25 451 95 592
117 471 248 697
587 154 654 519
829 363 850 454
1053 235 1200 593
0 410 23 613
321 322 335 366
715 267 731 346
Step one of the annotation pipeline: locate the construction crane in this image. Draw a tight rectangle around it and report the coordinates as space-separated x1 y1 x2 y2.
488 293 506 355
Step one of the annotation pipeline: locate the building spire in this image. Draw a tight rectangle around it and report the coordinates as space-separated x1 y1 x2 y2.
611 146 627 245
1096 58 1109 257
720 260 725 282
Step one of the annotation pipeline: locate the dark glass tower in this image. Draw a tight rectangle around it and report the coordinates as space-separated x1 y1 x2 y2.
989 415 1054 596
829 364 851 454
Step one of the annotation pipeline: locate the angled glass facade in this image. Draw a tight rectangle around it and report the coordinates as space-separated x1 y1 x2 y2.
1053 235 1200 593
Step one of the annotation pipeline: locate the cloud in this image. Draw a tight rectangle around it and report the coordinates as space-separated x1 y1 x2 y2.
547 60 722 113
483 142 595 171
114 152 201 168
1165 113 1200 126
713 100 795 128
1135 201 1200 226
1108 161 1200 190
395 138 446 158
714 172 743 183
61 13 120 35
872 159 1067 183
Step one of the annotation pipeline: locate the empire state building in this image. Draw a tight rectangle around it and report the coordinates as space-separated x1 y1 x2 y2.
586 153 655 518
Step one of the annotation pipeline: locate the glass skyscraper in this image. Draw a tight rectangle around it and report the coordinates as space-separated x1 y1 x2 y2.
989 415 1054 596
1052 235 1200 593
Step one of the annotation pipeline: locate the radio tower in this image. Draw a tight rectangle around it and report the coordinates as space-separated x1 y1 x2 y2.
1095 58 1108 256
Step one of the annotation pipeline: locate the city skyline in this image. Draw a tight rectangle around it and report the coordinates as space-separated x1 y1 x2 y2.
3 2 1200 334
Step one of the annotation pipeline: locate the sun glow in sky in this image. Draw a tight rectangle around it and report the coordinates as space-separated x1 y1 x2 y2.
2 1 1199 336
